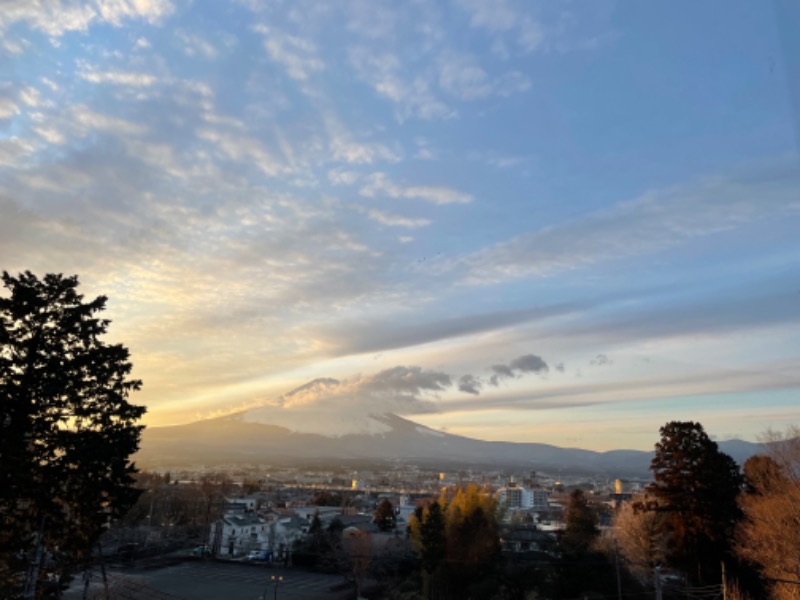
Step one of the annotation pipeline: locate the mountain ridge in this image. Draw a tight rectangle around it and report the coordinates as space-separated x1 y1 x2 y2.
137 411 764 477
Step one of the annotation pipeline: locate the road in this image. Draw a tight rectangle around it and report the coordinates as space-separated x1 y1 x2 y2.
64 560 354 600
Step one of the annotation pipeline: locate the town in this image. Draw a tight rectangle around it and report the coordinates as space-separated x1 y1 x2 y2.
72 463 648 599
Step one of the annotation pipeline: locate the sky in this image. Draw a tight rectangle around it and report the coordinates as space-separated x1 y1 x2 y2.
1 0 799 451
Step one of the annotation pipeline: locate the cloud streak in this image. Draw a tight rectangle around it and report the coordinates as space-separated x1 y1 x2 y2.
461 164 800 284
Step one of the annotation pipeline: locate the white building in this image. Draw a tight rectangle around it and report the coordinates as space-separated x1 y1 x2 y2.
210 513 270 557
209 511 309 560
497 482 549 511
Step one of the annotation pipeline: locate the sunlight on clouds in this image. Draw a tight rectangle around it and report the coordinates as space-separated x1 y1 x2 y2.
2 0 798 449
0 97 20 119
0 0 174 38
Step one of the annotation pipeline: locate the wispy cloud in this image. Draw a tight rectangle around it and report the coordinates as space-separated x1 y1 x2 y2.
78 66 158 87
253 24 324 81
196 127 287 177
279 366 451 414
0 97 19 119
462 165 800 283
175 29 219 59
348 46 454 120
456 0 545 56
0 0 174 38
438 52 531 100
326 117 401 165
3 0 797 449
366 209 432 228
360 172 473 204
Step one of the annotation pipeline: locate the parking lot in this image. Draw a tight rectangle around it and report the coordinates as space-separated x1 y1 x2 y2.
64 559 354 600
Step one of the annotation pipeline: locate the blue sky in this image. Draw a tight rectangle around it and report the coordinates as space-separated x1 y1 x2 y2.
1 0 799 450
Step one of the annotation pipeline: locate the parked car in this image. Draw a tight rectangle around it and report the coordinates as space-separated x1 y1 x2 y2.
246 550 270 561
192 545 210 557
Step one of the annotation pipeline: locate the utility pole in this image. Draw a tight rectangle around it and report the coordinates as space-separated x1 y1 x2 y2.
654 564 662 600
722 561 727 600
613 539 623 600
23 516 46 600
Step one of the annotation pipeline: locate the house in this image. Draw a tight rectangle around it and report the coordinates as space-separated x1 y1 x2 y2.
499 525 557 557
210 513 270 557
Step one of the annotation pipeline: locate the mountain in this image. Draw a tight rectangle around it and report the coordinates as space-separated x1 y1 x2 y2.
136 410 766 477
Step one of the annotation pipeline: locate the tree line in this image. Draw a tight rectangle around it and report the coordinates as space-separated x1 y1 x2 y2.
613 421 800 600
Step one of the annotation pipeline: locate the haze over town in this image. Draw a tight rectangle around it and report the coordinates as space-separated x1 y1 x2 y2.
2 0 799 451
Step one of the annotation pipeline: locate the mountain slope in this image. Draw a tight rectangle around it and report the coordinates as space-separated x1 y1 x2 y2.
137 411 765 477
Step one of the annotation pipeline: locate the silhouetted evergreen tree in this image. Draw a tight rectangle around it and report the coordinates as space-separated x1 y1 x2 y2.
374 498 396 531
0 272 145 596
560 488 599 556
647 421 742 584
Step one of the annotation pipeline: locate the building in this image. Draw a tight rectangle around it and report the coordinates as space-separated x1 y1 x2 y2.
210 513 270 557
497 482 549 511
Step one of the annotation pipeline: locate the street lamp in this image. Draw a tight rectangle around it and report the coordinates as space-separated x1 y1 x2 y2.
261 575 282 600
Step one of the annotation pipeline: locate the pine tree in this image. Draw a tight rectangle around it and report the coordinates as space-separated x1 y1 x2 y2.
0 272 145 594
648 421 742 584
561 489 599 556
373 498 396 531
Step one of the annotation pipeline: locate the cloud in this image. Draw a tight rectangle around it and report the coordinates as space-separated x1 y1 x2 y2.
462 164 800 283
0 97 19 119
438 55 492 100
510 354 549 373
18 87 41 107
175 29 219 59
437 53 531 101
78 66 158 87
345 0 398 41
2 37 27 55
326 117 401 165
316 302 583 356
279 366 451 414
366 209 432 228
328 169 360 186
68 105 148 137
590 354 612 367
0 0 174 38
360 172 472 204
489 353 549 386
348 46 454 120
441 362 800 415
458 374 483 395
330 138 400 165
456 0 545 55
196 127 287 176
253 24 324 81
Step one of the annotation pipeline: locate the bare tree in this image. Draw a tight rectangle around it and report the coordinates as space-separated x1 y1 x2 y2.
736 426 800 600
342 528 372 598
612 494 670 584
